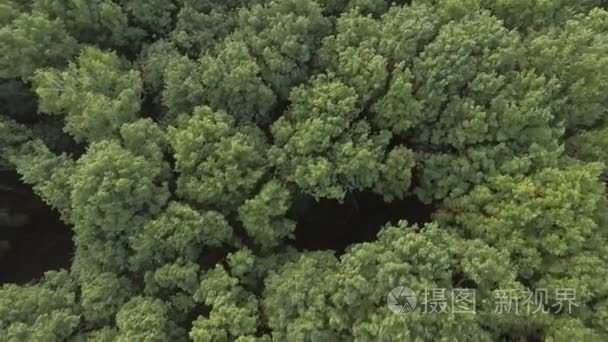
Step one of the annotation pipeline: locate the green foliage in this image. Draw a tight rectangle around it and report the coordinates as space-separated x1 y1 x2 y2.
130 202 233 270
373 146 416 201
566 127 608 167
118 118 167 163
0 118 32 164
236 0 331 97
370 65 422 135
437 163 608 309
32 0 140 48
139 39 181 95
143 259 200 316
34 47 142 142
3 1 608 340
163 39 276 124
0 13 78 80
170 2 237 55
80 272 133 324
6 137 75 216
319 10 388 105
482 0 599 31
83 327 118 342
70 139 169 243
169 106 268 210
424 0 599 30
412 12 564 201
0 1 21 26
270 75 406 200
191 265 259 341
263 222 492 341
527 8 608 129
120 0 177 35
0 271 80 342
115 296 182 342
377 3 440 66
64 133 171 322
238 180 295 249
159 55 198 117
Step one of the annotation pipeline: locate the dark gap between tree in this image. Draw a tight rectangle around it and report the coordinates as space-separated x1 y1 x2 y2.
0 170 74 285
290 191 435 254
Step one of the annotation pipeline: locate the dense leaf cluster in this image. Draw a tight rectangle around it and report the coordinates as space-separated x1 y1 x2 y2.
2 0 608 340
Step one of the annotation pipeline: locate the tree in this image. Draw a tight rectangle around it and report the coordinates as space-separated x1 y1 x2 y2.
566 127 608 169
1 118 74 217
129 202 233 270
269 75 414 201
33 47 143 142
190 265 260 341
410 11 563 201
32 0 140 49
115 296 183 342
170 1 239 56
168 106 268 210
119 0 177 36
526 8 608 129
422 0 599 31
263 222 492 341
236 0 331 98
163 38 276 124
238 179 295 249
0 271 80 342
436 163 608 339
0 12 77 80
66 131 170 325
139 39 181 97
3 1 608 340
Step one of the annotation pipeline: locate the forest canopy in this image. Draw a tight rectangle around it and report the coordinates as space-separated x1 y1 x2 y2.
2 0 608 341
